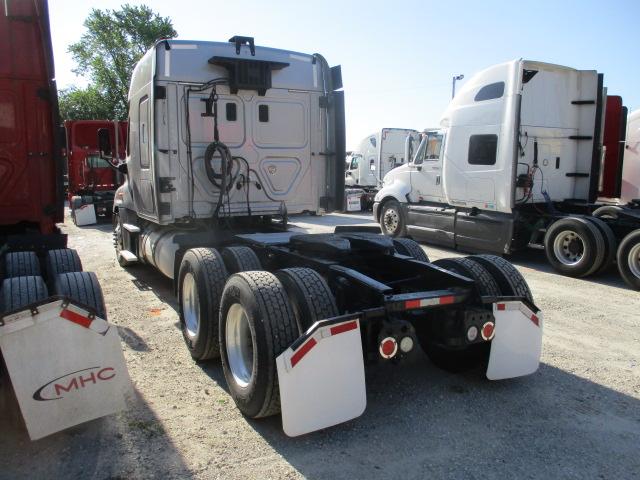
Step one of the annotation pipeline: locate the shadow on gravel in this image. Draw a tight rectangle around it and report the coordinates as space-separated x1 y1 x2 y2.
237 355 640 479
124 263 178 310
0 386 194 479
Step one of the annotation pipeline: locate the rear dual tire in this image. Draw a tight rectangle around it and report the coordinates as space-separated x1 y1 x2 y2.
1 276 48 313
178 248 229 361
219 271 299 418
617 229 640 290
421 255 534 372
54 271 107 319
0 270 105 319
393 238 430 263
179 246 339 419
543 217 606 278
3 252 40 278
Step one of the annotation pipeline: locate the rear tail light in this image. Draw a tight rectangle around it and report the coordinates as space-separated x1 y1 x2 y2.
466 325 478 342
399 336 414 353
379 337 397 359
481 321 495 341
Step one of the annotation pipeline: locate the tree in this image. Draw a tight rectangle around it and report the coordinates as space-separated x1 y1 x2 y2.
60 4 177 121
58 86 115 121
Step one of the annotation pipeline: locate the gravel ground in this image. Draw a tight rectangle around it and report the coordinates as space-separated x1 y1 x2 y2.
1 211 639 479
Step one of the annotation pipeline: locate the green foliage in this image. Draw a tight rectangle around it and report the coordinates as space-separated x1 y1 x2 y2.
59 4 177 121
58 85 115 120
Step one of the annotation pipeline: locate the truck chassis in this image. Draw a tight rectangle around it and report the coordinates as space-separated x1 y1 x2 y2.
115 214 543 435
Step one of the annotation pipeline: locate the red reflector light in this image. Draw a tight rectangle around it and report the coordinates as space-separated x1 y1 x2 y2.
379 337 397 359
530 314 539 326
405 299 421 309
60 308 92 329
481 321 495 341
439 295 455 305
329 320 358 336
290 338 317 368
497 303 506 311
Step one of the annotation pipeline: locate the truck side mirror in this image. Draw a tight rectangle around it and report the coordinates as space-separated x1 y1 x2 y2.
98 128 112 159
404 136 413 164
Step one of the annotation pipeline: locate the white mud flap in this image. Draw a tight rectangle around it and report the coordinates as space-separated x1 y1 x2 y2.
487 301 543 380
276 318 366 437
0 299 132 440
345 190 364 212
74 203 97 226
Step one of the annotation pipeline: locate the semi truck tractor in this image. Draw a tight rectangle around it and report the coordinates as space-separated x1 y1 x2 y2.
345 128 420 208
0 0 130 440
373 60 640 289
103 36 544 436
65 120 127 225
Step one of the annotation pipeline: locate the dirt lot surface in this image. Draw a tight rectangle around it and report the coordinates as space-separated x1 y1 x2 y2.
1 211 639 479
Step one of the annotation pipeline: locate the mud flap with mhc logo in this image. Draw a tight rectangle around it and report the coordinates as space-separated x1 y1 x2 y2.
0 299 132 440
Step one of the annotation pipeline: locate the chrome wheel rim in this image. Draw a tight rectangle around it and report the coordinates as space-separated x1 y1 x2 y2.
182 272 200 338
553 230 585 266
628 243 640 279
226 303 255 388
383 207 400 233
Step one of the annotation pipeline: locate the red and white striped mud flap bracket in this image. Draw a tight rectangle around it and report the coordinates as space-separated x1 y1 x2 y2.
276 317 366 437
486 301 543 380
0 299 132 440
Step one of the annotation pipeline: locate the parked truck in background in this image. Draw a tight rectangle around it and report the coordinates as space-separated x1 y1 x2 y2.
345 128 420 208
374 60 640 290
102 36 544 436
0 0 130 441
65 120 127 225
620 110 639 204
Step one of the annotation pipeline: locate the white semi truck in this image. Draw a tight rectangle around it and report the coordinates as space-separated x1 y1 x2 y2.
100 37 544 436
374 60 640 290
621 110 639 204
345 128 420 208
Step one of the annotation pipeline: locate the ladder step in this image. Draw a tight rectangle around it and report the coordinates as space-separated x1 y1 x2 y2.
122 223 141 233
119 250 138 262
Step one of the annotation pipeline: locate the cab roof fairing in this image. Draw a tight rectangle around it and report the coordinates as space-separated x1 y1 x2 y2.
128 39 326 101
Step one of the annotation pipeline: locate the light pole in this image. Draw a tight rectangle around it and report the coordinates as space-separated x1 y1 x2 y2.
452 74 464 99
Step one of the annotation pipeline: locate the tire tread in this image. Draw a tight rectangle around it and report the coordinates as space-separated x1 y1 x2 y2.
466 254 534 303
237 271 298 417
1 276 48 312
393 238 430 263
4 251 40 278
54 271 106 319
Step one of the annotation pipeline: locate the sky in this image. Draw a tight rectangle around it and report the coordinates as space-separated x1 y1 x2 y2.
49 0 640 150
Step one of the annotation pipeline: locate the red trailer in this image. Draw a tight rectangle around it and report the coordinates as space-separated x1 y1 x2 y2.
1 0 129 440
65 120 126 224
599 96 627 199
0 0 64 240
